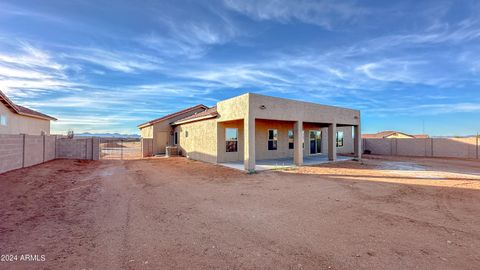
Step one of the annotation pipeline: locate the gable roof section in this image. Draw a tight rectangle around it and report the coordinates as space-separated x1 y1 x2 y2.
172 106 218 125
138 104 208 128
363 130 429 139
0 90 57 121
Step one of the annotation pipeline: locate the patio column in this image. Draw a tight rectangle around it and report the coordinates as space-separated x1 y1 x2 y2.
244 116 256 172
293 120 303 166
354 124 362 159
328 123 337 161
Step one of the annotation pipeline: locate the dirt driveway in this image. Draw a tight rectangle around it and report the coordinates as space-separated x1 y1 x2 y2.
1 156 480 269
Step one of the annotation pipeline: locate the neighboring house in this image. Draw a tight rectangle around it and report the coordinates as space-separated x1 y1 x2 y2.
363 131 429 139
139 93 361 171
0 90 57 135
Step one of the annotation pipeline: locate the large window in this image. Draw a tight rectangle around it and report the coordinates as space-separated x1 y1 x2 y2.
226 128 238 152
336 131 344 147
288 130 294 149
0 114 6 126
268 129 278 150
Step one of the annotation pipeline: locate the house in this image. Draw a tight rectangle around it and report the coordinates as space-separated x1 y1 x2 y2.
139 93 361 171
363 131 429 139
0 90 57 135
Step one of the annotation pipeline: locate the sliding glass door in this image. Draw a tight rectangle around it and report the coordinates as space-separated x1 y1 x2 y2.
309 130 321 154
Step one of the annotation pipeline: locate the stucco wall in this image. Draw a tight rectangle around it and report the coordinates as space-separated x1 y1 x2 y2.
175 119 218 163
217 120 244 162
253 120 353 161
140 107 206 155
249 93 360 126
141 138 154 157
0 103 51 135
216 94 249 122
140 126 153 138
364 138 479 159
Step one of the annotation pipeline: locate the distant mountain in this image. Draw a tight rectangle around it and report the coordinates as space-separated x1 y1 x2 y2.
75 132 140 138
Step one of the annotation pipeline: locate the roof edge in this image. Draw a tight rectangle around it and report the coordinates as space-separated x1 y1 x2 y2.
137 104 208 128
172 113 218 125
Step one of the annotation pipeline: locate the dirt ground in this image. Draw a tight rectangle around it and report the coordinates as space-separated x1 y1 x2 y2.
1 156 480 269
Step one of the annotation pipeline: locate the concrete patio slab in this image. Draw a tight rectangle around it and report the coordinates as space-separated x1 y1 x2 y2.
219 154 354 171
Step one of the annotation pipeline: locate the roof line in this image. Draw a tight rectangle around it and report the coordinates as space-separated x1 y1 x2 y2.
138 104 208 128
0 90 57 121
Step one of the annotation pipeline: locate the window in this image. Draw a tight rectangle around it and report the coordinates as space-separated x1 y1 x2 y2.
0 114 6 126
174 132 178 145
185 130 189 138
226 128 238 152
288 130 294 149
268 129 278 150
336 131 344 147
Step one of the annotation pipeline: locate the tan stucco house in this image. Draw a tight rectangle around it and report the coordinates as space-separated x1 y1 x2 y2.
139 93 361 171
0 90 57 135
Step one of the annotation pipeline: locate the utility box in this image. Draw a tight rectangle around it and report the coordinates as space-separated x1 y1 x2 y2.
166 146 178 157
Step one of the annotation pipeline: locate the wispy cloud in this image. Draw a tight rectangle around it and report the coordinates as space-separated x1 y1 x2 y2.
222 0 368 29
1 0 479 135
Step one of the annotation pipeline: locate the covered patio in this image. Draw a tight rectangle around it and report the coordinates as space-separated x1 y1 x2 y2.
219 154 354 171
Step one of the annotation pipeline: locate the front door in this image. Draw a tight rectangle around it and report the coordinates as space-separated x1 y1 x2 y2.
309 130 322 154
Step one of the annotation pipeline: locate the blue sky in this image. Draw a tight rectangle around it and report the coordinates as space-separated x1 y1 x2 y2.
1 0 479 136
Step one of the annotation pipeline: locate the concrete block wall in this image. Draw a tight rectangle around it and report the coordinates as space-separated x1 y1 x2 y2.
24 135 44 167
0 134 24 174
44 135 56 161
364 137 479 159
0 135 100 174
141 138 153 157
56 137 100 160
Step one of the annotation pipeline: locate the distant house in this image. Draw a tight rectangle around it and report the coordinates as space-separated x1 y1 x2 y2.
0 90 57 135
363 131 429 139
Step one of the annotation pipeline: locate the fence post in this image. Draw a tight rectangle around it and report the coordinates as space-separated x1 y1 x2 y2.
431 138 434 157
121 139 124 160
54 135 57 159
424 138 427 157
85 138 88 160
476 133 479 159
43 135 46 163
91 137 94 160
22 134 26 168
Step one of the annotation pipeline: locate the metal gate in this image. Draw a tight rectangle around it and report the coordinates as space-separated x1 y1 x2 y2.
99 138 141 160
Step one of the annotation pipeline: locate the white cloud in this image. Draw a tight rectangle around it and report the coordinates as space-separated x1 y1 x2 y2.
222 0 368 29
61 47 163 73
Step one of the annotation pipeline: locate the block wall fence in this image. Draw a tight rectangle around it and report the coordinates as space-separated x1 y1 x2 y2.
0 134 100 174
363 137 479 159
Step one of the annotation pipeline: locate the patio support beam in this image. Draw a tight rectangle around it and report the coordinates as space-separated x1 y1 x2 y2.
244 116 256 172
354 124 362 159
328 123 337 161
293 120 303 166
